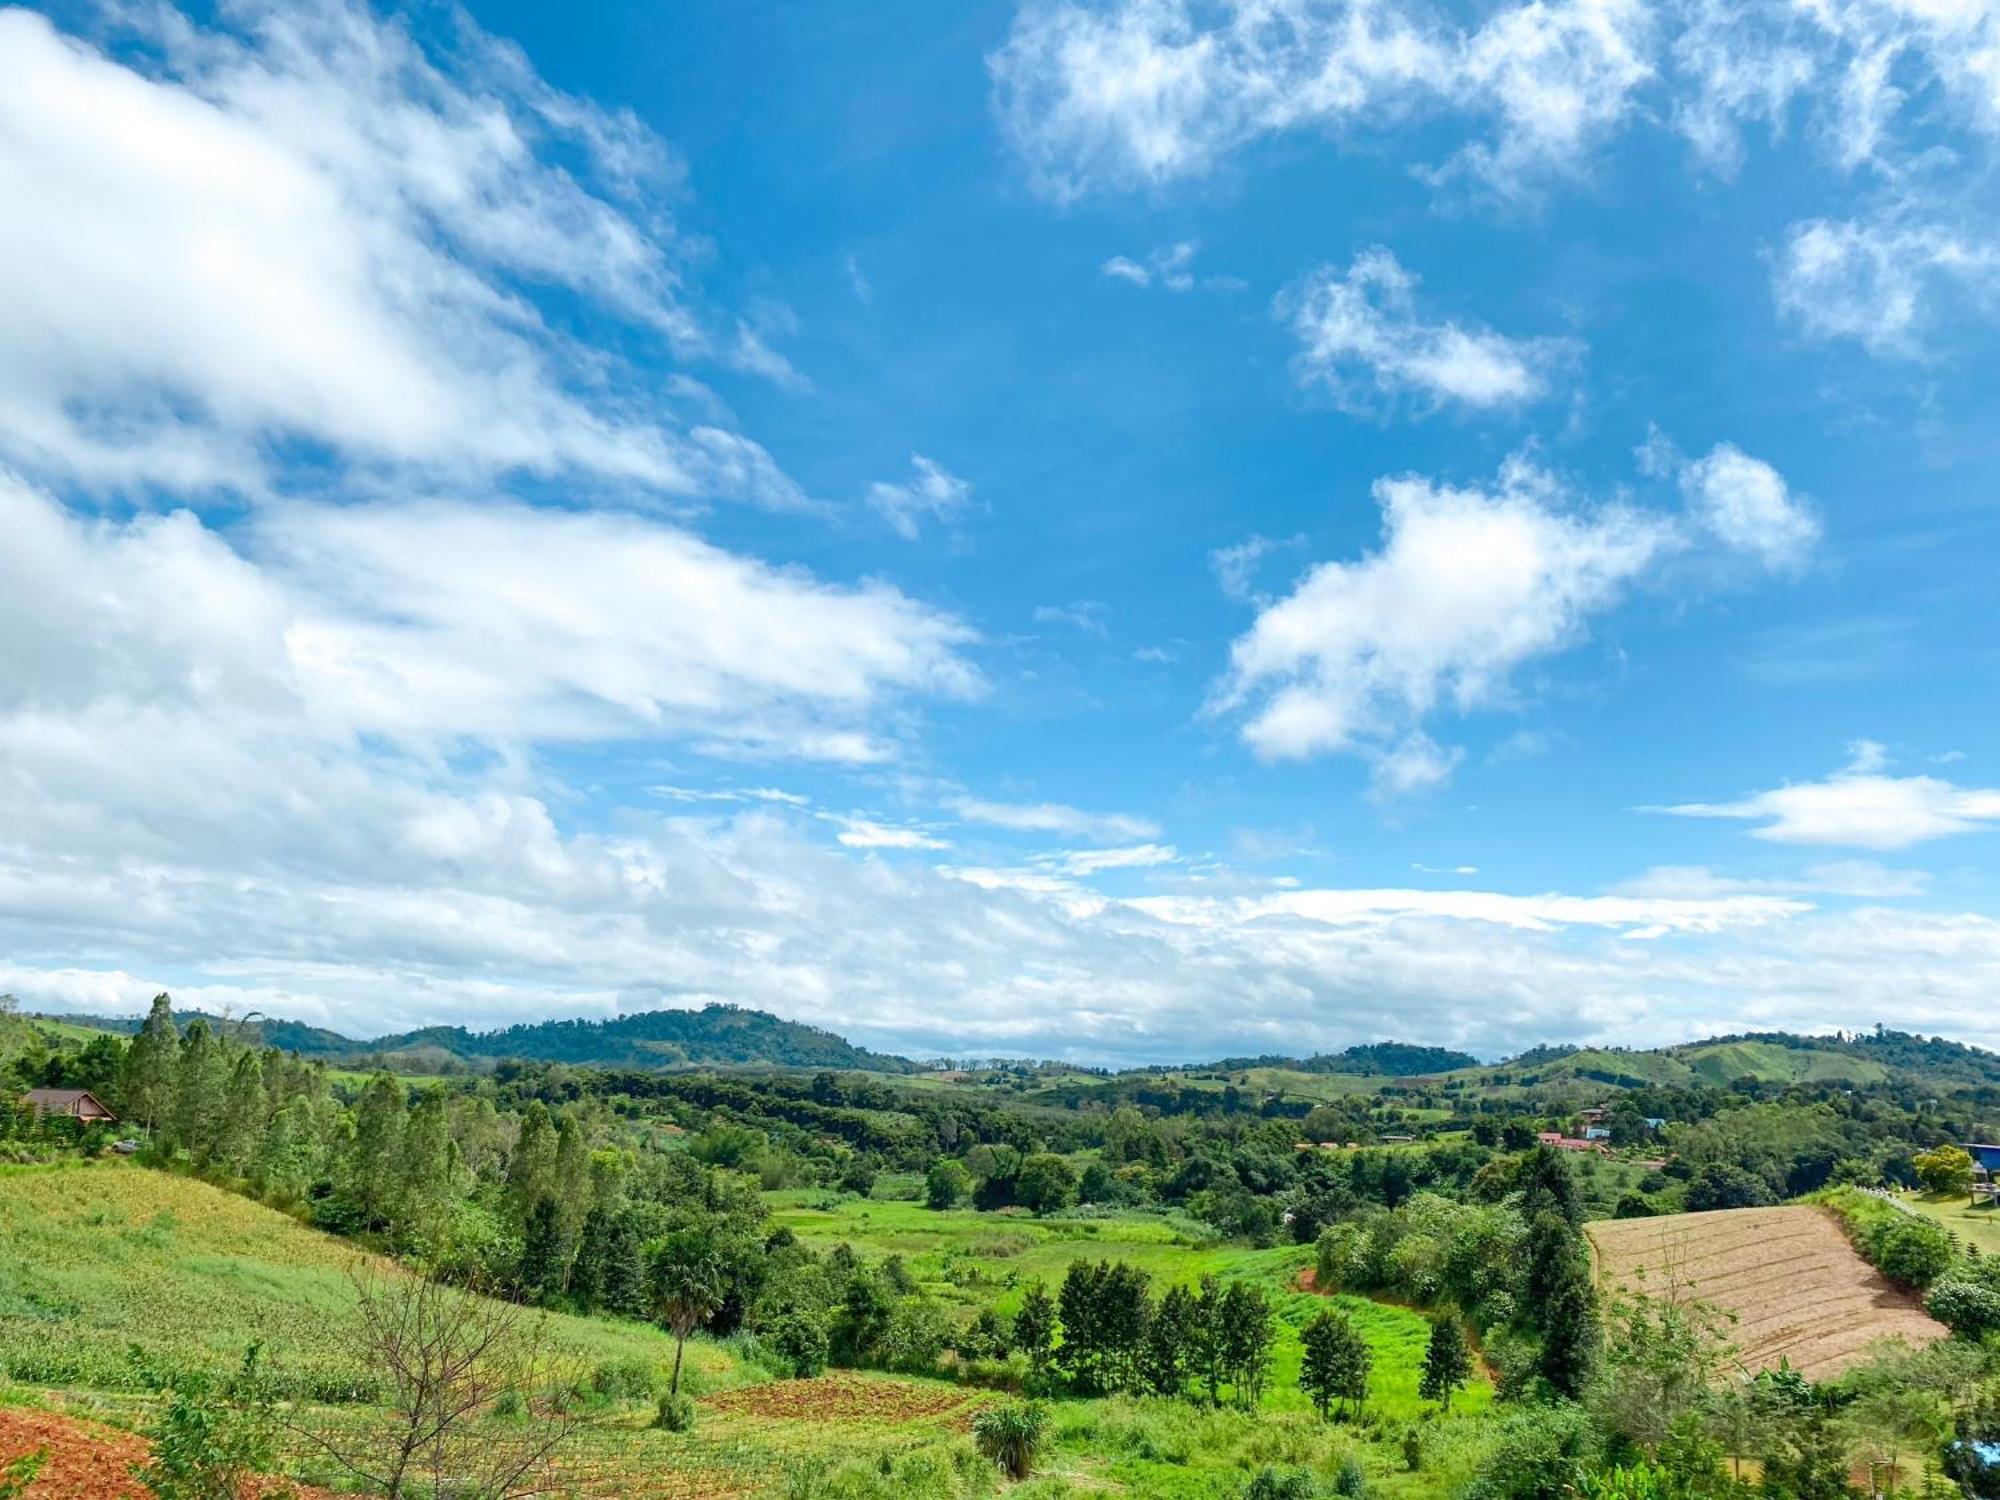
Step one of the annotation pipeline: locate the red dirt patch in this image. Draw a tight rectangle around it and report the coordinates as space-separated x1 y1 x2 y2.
702 1373 978 1425
0 1406 150 1499
0 1405 338 1500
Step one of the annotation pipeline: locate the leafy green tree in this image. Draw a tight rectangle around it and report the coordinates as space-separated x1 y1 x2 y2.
924 1157 972 1210
1219 1280 1276 1406
650 1223 727 1395
1140 1282 1197 1397
1420 1314 1473 1412
1913 1144 1976 1197
1013 1281 1056 1378
1518 1145 1585 1229
1538 1253 1601 1400
119 992 179 1131
136 1344 276 1500
169 1019 229 1160
344 1072 406 1225
505 1101 557 1225
393 1086 456 1235
1016 1153 1080 1214
210 1048 267 1176
1300 1308 1369 1419
518 1195 565 1299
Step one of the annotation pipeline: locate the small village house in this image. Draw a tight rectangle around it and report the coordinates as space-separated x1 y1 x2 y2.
19 1088 118 1124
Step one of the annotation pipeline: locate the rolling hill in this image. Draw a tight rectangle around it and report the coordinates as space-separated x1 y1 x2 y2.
38 1001 916 1075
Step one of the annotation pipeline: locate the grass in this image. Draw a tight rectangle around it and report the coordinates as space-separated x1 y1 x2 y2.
0 1163 1492 1498
0 1161 724 1400
1892 1188 2000 1255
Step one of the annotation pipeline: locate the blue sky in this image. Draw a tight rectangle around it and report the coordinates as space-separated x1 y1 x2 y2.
2 0 1998 1061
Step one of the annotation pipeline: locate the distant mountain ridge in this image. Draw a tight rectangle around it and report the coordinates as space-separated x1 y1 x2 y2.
44 1002 915 1074
30 1003 2000 1091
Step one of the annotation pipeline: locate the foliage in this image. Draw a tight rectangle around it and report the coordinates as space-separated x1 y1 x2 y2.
1913 1145 1976 1197
134 1344 278 1500
1300 1309 1370 1420
1419 1314 1473 1413
971 1400 1049 1480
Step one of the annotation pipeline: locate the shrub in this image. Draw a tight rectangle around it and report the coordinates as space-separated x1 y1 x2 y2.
1461 1404 1599 1500
590 1357 657 1401
1331 1453 1369 1498
135 1346 276 1500
1863 1215 1957 1289
973 1400 1049 1480
1243 1465 1316 1500
653 1391 697 1432
1929 1277 2000 1340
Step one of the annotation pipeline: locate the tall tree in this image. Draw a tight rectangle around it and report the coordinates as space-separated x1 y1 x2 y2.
346 1073 407 1226
211 1048 268 1175
506 1102 557 1226
650 1223 727 1396
394 1087 456 1234
1140 1283 1197 1398
1013 1281 1056 1380
119 992 178 1131
1218 1281 1275 1407
1300 1308 1369 1419
1420 1315 1473 1412
169 1019 229 1159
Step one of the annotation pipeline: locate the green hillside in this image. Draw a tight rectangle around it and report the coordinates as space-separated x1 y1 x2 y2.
0 1162 713 1398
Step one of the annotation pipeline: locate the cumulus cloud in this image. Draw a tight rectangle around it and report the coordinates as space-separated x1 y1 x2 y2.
1655 743 2000 850
993 0 2000 202
0 2 833 498
949 797 1161 842
1213 456 1676 770
1678 442 1819 571
990 0 1654 202
1774 215 2000 356
866 454 975 540
1280 247 1569 413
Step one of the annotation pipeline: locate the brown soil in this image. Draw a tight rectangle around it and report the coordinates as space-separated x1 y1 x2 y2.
0 1405 339 1500
1588 1205 1947 1380
701 1372 978 1426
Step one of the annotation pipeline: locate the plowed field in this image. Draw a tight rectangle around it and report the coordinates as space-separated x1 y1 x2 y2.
1588 1205 1946 1380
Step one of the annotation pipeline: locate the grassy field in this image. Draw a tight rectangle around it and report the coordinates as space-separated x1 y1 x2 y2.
0 1162 723 1400
1893 1188 2000 1255
0 1164 1492 1499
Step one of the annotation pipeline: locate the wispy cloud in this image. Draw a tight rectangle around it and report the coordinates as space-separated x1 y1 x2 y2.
1652 742 2000 850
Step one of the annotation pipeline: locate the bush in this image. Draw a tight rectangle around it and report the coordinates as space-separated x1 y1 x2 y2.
1929 1277 2000 1339
1461 1404 1599 1500
972 1400 1049 1480
590 1357 658 1401
653 1391 697 1432
135 1347 277 1500
1862 1214 1958 1289
1331 1452 1369 1498
1243 1466 1317 1500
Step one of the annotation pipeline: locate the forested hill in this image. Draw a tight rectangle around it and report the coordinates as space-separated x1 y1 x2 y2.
47 1002 915 1074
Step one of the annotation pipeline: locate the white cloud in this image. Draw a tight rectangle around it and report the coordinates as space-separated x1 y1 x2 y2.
826 817 954 851
1033 600 1111 635
0 2 831 499
865 454 975 540
989 0 1654 203
1280 247 1568 413
1047 842 1180 875
1210 533 1301 604
0 477 978 764
949 797 1161 842
1615 860 1929 899
1679 442 1819 571
1774 215 2000 356
1100 240 1201 290
1214 456 1676 771
1655 744 2000 850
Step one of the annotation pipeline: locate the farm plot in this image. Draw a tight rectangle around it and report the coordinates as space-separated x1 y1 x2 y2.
1588 1206 1946 1380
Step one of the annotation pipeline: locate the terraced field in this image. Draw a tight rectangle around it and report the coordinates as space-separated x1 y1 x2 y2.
1588 1206 1945 1379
